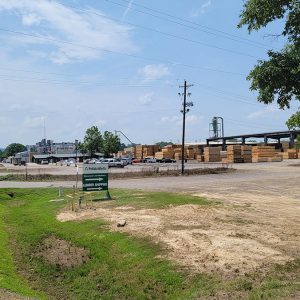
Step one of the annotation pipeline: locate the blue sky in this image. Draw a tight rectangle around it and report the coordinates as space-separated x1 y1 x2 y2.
0 0 298 147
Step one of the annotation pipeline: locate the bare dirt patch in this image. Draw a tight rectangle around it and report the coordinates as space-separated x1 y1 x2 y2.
35 236 90 268
57 202 293 278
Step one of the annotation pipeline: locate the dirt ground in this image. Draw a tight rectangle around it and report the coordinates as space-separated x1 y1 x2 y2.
57 160 300 279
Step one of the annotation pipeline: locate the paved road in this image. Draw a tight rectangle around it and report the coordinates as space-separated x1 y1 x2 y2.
1 161 299 195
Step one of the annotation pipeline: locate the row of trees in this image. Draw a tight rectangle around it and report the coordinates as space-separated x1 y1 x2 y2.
79 126 121 157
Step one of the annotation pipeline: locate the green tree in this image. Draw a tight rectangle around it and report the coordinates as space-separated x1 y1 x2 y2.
286 110 300 129
80 126 103 157
102 131 120 157
155 141 173 147
5 143 27 157
286 110 300 147
238 0 300 109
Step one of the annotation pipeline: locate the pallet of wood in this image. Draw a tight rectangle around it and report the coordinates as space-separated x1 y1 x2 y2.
241 145 252 163
252 146 276 162
282 149 298 159
227 145 244 163
204 146 221 162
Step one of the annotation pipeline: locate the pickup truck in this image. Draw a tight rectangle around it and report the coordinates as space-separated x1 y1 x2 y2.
103 158 125 168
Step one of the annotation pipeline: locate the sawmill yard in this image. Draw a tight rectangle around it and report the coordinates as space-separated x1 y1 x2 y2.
1 159 300 299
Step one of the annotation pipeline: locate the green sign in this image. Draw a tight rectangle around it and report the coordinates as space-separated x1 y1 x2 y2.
82 164 108 191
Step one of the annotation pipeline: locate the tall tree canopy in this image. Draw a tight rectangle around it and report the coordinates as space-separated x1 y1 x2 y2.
80 126 121 157
5 143 27 157
238 0 300 109
102 131 120 157
80 126 103 157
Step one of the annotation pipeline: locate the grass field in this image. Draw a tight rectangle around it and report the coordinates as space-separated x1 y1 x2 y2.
0 188 300 299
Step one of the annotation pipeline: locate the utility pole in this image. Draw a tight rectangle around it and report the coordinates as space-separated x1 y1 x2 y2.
179 80 193 175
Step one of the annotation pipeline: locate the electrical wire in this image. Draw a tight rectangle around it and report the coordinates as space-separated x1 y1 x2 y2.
102 0 269 48
0 27 245 76
60 2 262 59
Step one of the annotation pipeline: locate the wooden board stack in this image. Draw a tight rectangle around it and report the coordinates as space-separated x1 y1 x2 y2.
173 147 185 161
241 145 252 163
282 149 298 159
155 145 175 159
227 145 244 163
252 146 277 162
136 145 160 159
197 154 205 162
220 151 228 163
186 146 197 160
204 146 221 162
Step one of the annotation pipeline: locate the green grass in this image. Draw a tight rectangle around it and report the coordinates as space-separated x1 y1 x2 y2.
0 188 300 299
103 189 214 209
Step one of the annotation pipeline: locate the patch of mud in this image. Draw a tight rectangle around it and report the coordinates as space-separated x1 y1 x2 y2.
57 203 293 277
36 236 90 268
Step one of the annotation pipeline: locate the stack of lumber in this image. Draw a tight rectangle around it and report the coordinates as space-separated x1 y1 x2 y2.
252 146 277 162
119 146 136 157
197 155 205 162
227 145 244 163
241 145 252 163
282 149 298 159
220 151 228 163
204 146 221 162
282 142 289 152
174 147 184 161
186 146 197 160
155 145 174 159
136 145 160 159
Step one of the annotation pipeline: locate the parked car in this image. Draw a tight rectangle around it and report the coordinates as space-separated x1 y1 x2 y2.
66 159 76 166
41 159 49 165
156 158 176 163
132 158 143 164
121 157 132 165
144 157 157 163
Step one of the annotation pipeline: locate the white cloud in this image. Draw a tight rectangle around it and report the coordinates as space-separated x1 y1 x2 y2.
140 64 169 81
247 106 280 119
22 13 41 26
138 93 154 106
191 0 213 17
0 0 136 64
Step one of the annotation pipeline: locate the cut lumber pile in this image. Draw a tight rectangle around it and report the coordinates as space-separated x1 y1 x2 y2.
227 145 244 163
282 149 298 159
220 151 228 163
136 145 160 159
204 146 221 162
155 145 174 159
197 154 205 162
241 145 252 163
186 146 197 160
252 146 278 162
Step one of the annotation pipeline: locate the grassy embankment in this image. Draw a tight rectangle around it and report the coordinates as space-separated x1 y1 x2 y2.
0 188 300 299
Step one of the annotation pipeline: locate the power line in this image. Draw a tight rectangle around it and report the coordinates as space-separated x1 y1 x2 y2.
60 2 261 59
103 0 269 48
0 27 245 76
